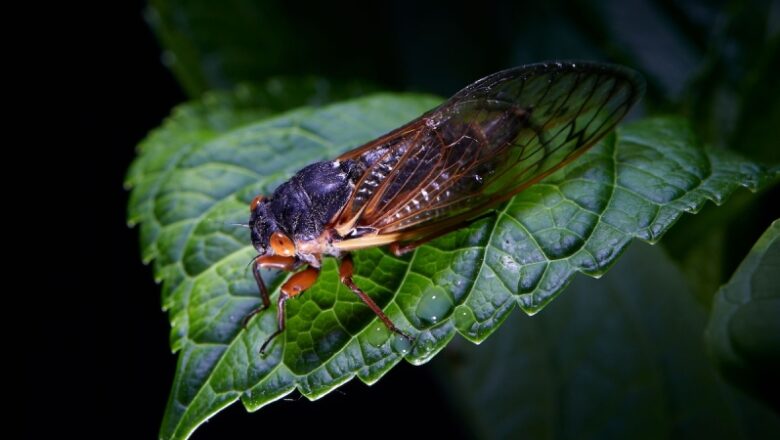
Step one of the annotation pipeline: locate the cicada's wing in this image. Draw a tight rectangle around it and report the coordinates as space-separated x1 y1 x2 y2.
333 62 644 248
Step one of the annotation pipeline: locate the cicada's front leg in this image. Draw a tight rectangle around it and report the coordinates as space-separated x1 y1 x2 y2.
242 255 297 328
259 266 320 354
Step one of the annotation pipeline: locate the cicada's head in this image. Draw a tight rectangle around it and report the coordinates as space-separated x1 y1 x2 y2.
248 196 295 257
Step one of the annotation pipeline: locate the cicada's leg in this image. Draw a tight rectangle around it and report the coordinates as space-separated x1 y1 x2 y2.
338 255 413 343
259 267 320 355
242 255 297 328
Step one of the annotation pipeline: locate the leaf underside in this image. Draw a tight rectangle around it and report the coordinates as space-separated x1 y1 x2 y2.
706 220 780 406
126 91 776 440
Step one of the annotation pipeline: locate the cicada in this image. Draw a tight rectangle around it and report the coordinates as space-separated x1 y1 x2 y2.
245 61 644 353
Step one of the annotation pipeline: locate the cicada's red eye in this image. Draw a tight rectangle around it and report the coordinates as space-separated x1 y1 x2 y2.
250 195 265 212
270 231 295 257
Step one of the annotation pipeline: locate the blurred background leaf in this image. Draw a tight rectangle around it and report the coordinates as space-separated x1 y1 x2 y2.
706 220 780 409
145 0 402 96
434 242 780 439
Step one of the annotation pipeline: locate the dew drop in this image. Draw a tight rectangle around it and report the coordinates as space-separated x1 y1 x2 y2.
366 324 390 347
454 307 476 329
415 289 453 326
392 335 411 354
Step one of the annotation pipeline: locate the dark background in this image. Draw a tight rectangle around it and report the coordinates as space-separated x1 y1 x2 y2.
40 0 776 438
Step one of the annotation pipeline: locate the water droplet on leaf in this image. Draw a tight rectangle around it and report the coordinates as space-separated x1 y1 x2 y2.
416 288 453 326
392 335 411 354
365 324 390 347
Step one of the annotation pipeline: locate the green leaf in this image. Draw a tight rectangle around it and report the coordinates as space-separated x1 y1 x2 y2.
706 220 780 407
144 0 299 96
127 92 776 439
145 1 396 97
433 243 780 438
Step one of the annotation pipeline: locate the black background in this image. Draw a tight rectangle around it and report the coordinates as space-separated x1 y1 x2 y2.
41 1 470 438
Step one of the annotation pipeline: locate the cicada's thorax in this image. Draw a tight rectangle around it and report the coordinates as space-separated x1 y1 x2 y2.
250 159 364 266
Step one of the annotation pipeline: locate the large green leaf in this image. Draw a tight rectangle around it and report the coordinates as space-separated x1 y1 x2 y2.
127 93 776 439
706 220 780 407
433 243 780 439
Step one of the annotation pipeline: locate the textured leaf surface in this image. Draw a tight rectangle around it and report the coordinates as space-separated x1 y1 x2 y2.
127 93 776 439
434 243 780 439
706 220 780 407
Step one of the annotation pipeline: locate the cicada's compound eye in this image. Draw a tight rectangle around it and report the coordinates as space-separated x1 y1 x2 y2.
270 231 295 257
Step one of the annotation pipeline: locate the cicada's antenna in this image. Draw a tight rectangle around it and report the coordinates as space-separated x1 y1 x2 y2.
201 217 251 229
227 222 251 228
